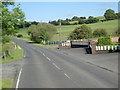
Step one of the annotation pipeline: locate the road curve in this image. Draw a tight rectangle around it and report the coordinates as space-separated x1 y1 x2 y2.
11 38 118 88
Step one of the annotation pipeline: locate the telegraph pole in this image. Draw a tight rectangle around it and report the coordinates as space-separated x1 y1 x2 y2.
59 19 61 43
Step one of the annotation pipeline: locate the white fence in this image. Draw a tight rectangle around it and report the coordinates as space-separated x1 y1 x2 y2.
95 45 118 51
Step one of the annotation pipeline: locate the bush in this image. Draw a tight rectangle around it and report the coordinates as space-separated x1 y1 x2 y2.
17 34 23 38
93 29 107 37
78 19 86 24
85 17 99 24
68 25 92 40
2 36 10 44
28 23 57 43
97 36 112 45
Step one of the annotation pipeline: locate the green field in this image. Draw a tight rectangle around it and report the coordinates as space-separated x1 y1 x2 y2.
17 19 118 41
96 16 105 20
52 19 118 41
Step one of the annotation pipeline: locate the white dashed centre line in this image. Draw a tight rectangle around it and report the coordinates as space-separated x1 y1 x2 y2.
46 57 51 61
64 73 71 79
53 63 60 70
43 53 45 56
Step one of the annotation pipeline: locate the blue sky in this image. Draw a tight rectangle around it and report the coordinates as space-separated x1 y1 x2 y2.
14 2 118 22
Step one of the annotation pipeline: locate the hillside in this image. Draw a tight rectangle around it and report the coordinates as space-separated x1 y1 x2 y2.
17 19 118 41
51 19 118 41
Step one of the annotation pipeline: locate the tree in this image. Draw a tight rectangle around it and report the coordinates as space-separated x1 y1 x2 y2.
78 19 86 24
93 29 107 37
2 2 25 36
116 13 120 19
28 23 57 43
72 16 79 21
104 9 117 20
80 17 86 19
68 25 92 40
85 16 99 24
49 20 59 25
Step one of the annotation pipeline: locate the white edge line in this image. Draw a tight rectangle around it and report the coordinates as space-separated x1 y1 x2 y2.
53 63 60 70
46 57 51 61
16 68 22 89
64 73 70 79
24 55 26 58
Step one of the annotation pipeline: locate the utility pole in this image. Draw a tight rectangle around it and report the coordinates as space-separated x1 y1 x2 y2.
59 19 61 43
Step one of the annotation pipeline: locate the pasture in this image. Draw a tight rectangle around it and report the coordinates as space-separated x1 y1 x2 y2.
17 19 118 41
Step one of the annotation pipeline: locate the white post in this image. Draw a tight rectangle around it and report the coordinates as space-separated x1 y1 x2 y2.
108 46 110 50
14 44 16 50
98 46 101 50
115 45 117 50
104 46 107 50
111 46 114 50
96 46 98 50
101 46 103 50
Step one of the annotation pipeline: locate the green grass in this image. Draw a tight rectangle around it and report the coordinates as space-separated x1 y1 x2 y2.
2 78 14 88
52 19 118 41
1 42 24 64
69 21 78 24
17 28 29 36
17 19 118 41
96 16 105 20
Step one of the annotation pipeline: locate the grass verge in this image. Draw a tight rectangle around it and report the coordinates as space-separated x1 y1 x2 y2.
1 42 24 64
12 36 58 49
2 78 14 88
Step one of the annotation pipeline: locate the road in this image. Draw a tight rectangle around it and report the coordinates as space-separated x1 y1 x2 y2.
11 38 118 88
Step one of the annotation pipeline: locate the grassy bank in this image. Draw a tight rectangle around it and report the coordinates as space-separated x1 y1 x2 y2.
52 19 118 41
1 42 24 64
2 78 14 88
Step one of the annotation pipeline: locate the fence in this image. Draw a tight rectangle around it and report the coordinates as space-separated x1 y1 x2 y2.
91 44 119 54
44 41 66 45
95 45 118 51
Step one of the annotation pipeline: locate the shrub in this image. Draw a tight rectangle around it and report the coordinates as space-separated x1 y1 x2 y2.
93 29 107 37
17 34 23 38
97 36 112 45
68 25 92 40
2 36 10 44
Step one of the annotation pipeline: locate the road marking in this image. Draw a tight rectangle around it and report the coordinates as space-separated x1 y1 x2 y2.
24 55 26 58
46 57 51 61
53 63 60 70
43 53 45 56
16 68 22 89
64 73 70 79
39 51 42 53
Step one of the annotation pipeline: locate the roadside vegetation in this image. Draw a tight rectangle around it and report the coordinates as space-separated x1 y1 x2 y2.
1 41 23 64
16 19 118 42
28 23 57 43
2 78 14 88
1 1 25 64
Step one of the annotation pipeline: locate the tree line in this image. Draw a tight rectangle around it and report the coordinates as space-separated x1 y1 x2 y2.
49 9 120 26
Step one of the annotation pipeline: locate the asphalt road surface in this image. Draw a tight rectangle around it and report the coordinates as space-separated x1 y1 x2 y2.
11 38 118 88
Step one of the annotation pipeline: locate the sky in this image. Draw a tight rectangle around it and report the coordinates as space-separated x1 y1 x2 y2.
13 2 118 22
